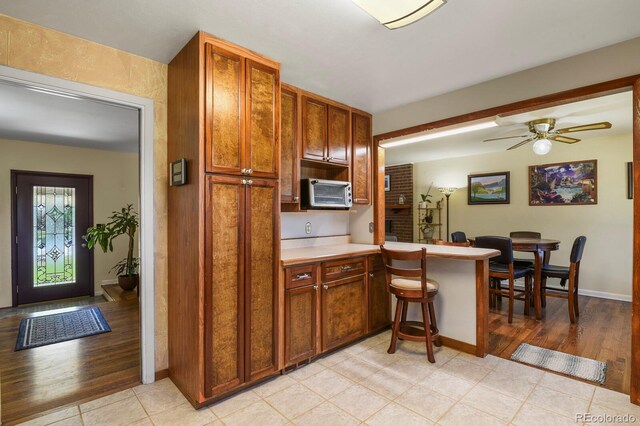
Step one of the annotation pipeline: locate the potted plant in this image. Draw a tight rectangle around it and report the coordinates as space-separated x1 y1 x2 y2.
83 204 139 291
419 215 435 240
419 182 434 209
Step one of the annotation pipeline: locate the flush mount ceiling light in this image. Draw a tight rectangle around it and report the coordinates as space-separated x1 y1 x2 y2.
352 0 447 29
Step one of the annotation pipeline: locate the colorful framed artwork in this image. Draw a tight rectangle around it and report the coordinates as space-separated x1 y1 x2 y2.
529 159 597 205
468 171 510 204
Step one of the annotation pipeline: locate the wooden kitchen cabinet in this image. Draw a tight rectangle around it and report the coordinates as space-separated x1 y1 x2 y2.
285 265 318 365
281 85 299 204
351 111 372 204
367 255 390 333
168 32 281 405
327 105 350 165
301 95 327 162
204 44 279 178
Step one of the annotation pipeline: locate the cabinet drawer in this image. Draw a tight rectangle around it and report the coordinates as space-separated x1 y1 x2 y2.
286 264 316 289
321 257 366 281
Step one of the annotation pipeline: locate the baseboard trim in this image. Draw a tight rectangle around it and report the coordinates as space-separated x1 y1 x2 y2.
578 289 631 302
440 336 476 356
155 369 170 381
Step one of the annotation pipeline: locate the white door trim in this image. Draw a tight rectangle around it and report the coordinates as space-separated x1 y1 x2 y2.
0 65 156 384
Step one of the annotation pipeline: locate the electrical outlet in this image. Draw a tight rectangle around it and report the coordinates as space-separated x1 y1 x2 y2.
369 222 374 233
305 222 312 234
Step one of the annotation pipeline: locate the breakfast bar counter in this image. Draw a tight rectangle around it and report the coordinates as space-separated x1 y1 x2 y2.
281 239 499 357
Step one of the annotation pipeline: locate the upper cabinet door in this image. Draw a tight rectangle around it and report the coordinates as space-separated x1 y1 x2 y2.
205 43 245 175
327 106 350 165
280 86 299 203
351 112 372 204
246 60 279 179
301 96 327 162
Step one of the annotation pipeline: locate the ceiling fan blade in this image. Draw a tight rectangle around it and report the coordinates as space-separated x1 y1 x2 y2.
482 134 530 142
550 135 580 144
507 137 535 151
555 122 612 134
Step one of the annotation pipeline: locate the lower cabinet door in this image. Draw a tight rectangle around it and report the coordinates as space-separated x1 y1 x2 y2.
321 275 367 352
285 284 318 365
367 255 390 333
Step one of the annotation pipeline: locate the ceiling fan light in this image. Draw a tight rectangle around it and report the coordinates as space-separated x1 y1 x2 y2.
532 138 552 155
352 0 446 29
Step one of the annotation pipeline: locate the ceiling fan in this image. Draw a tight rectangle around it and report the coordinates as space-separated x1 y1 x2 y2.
483 118 612 155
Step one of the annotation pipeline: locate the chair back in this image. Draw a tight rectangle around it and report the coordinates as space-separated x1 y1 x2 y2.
510 231 541 239
434 239 470 247
570 236 587 264
385 234 398 242
379 245 428 295
474 236 513 264
451 231 467 243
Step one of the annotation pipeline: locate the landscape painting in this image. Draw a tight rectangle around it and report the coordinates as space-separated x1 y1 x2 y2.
468 172 510 204
529 160 597 205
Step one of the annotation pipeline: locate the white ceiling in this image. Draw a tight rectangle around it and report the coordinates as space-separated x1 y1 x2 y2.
384 90 632 165
1 0 639 113
0 81 139 152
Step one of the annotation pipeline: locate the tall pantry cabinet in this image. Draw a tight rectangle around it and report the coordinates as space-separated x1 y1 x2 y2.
168 32 280 405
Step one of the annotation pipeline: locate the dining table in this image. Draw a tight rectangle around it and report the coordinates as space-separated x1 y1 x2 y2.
469 236 560 320
510 237 560 319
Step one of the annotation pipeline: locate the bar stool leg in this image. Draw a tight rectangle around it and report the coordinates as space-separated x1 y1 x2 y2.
388 298 403 354
420 301 435 363
427 300 441 347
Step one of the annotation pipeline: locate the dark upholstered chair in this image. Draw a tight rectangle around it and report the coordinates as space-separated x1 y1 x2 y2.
540 236 587 323
509 231 541 268
475 236 533 323
379 245 441 363
451 231 468 244
385 234 399 242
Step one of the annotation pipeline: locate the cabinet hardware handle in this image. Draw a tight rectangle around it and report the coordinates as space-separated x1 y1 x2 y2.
327 156 333 161
241 168 247 175
369 273 374 278
323 284 329 290
247 168 253 175
247 179 253 185
341 265 353 272
293 196 299 202
313 285 318 290
241 179 247 185
294 273 311 280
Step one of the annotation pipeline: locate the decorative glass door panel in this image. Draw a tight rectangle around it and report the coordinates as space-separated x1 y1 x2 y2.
33 186 76 287
13 172 93 306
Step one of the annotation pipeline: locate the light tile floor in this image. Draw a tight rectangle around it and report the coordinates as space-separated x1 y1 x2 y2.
17 330 640 425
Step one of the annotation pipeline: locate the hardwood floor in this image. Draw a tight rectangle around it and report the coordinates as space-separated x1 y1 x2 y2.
0 299 140 425
489 294 631 394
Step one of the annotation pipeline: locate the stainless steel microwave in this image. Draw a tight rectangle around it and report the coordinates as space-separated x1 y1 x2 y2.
301 179 352 210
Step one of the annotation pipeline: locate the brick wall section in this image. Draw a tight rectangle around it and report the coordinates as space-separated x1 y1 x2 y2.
385 164 414 243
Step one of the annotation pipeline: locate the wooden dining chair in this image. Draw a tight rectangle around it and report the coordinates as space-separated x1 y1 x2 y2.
509 231 541 268
379 245 441 363
475 236 533 323
540 236 587 323
451 231 468 244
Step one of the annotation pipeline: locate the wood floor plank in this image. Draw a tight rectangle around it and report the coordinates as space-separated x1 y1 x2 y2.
0 299 140 425
489 295 632 394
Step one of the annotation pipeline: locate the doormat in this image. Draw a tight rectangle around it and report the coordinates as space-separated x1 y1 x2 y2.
510 343 606 384
15 306 111 351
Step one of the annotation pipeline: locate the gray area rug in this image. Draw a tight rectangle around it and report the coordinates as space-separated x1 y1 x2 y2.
510 343 606 384
15 306 111 351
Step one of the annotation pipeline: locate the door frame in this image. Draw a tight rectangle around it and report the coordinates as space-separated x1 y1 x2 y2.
373 74 640 404
0 65 156 384
11 170 95 305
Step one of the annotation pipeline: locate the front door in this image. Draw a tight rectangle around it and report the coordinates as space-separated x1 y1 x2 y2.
12 171 94 305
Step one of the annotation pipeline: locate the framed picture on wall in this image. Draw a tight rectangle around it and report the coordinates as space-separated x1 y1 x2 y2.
468 171 510 204
384 175 390 191
529 159 597 205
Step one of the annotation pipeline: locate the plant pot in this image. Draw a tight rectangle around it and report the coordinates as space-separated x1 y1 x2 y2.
118 274 139 291
418 201 427 209
422 228 435 240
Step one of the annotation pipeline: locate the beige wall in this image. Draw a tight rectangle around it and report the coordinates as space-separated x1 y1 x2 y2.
412 133 633 298
0 14 169 370
0 138 139 307
374 37 640 135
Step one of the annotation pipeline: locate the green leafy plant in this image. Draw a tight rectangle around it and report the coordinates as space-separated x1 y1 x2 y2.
83 204 139 277
420 182 435 204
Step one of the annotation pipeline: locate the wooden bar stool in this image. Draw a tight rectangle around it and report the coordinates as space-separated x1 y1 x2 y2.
379 245 441 363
